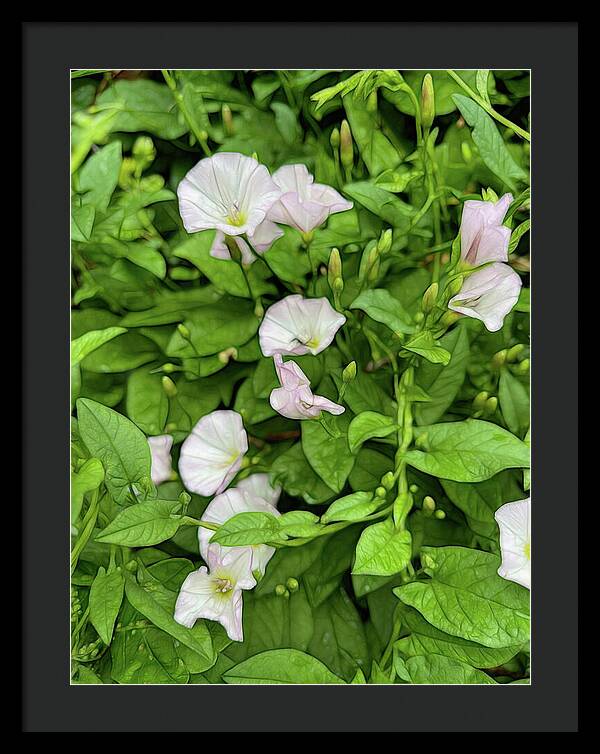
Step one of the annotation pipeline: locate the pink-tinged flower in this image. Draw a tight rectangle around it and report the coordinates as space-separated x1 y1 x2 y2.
210 219 284 266
148 435 173 486
268 164 353 234
235 472 281 508
270 355 345 420
199 484 281 577
174 547 256 642
494 497 530 590
460 193 513 266
259 294 346 356
177 152 282 237
179 410 248 497
448 263 522 333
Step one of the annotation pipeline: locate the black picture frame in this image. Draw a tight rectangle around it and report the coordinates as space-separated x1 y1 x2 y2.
22 21 578 732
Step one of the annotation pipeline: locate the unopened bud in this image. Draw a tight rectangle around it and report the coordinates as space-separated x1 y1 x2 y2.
446 275 464 298
421 553 436 570
133 136 155 160
162 363 177 374
169 266 200 281
125 560 138 573
177 323 191 340
178 491 191 507
254 301 264 318
139 174 164 193
423 495 436 513
332 277 344 294
421 73 435 130
366 90 378 112
222 104 234 136
381 472 395 491
461 142 472 163
507 344 525 362
342 361 357 383
165 422 178 433
199 130 209 143
328 248 342 289
377 229 393 255
492 349 508 369
482 187 499 202
330 127 340 150
473 391 489 411
340 119 353 170
434 509 446 520
409 483 418 494
375 486 387 498
161 376 177 398
275 584 286 597
367 257 380 284
286 577 299 592
218 347 238 364
421 282 439 313
439 310 462 328
484 396 498 414
414 311 425 323
517 358 530 374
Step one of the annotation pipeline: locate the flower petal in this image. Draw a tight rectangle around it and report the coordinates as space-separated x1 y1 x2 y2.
494 498 530 589
173 566 214 628
148 435 173 486
448 263 522 332
235 473 281 509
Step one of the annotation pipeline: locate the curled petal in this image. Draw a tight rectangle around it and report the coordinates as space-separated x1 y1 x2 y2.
494 498 531 590
448 263 522 332
460 193 513 265
269 356 345 420
148 435 173 486
173 566 215 628
235 472 281 508
259 295 346 356
179 410 248 497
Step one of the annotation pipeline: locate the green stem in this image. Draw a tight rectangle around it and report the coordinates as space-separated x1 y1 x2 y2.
162 70 211 156
71 490 100 573
446 69 530 142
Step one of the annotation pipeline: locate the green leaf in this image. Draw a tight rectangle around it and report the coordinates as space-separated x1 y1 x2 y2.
210 511 283 547
71 457 105 522
71 204 95 242
71 327 127 366
414 324 470 425
498 368 529 437
349 448 394 491
343 92 402 176
405 654 497 684
396 607 520 668
403 331 451 365
343 182 414 231
77 140 122 212
270 443 336 505
223 649 345 684
278 510 323 538
353 519 412 576
126 368 169 436
301 414 355 493
271 101 301 144
89 566 125 644
95 79 188 140
77 398 152 505
350 289 415 335
322 491 379 524
453 95 528 191
124 577 214 662
348 411 397 454
80 332 159 373
395 546 530 648
95 499 184 546
405 419 530 482
508 219 530 253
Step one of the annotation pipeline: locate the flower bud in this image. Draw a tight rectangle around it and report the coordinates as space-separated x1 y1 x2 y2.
375 486 387 499
283 589 290 599
330 127 340 150
481 187 499 202
169 266 200 281
165 422 178 433
340 119 353 170
162 362 177 374
222 104 234 136
125 560 138 573
275 584 286 597
286 577 299 593
218 347 238 364
517 358 530 374
139 175 165 193
366 90 378 113
460 142 472 163
414 311 425 324
473 391 489 411
409 483 418 494
377 229 393 256
133 136 155 160
438 310 462 328
327 248 342 289
177 323 191 340
506 344 525 362
445 275 465 298
254 301 264 318
332 277 344 294
423 495 436 513
161 375 178 398
484 396 498 414
381 472 395 491
342 361 357 383
491 349 508 369
434 509 446 520
421 73 435 130
421 282 439 314
367 258 380 284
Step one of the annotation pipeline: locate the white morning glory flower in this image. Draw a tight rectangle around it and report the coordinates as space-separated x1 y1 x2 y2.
148 435 173 486
268 163 353 234
259 294 346 356
460 193 513 266
448 262 522 332
178 410 248 497
198 483 281 578
494 497 531 590
210 218 284 266
270 354 345 420
177 152 282 237
174 547 256 642
235 472 281 508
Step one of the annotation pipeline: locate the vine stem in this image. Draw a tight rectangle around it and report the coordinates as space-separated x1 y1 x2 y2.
161 70 211 156
446 69 531 142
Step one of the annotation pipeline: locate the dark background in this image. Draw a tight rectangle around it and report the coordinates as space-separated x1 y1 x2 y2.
22 21 578 732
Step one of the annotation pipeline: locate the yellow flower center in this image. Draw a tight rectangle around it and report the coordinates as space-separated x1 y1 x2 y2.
214 577 234 594
227 206 246 227
305 337 320 349
523 542 531 560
